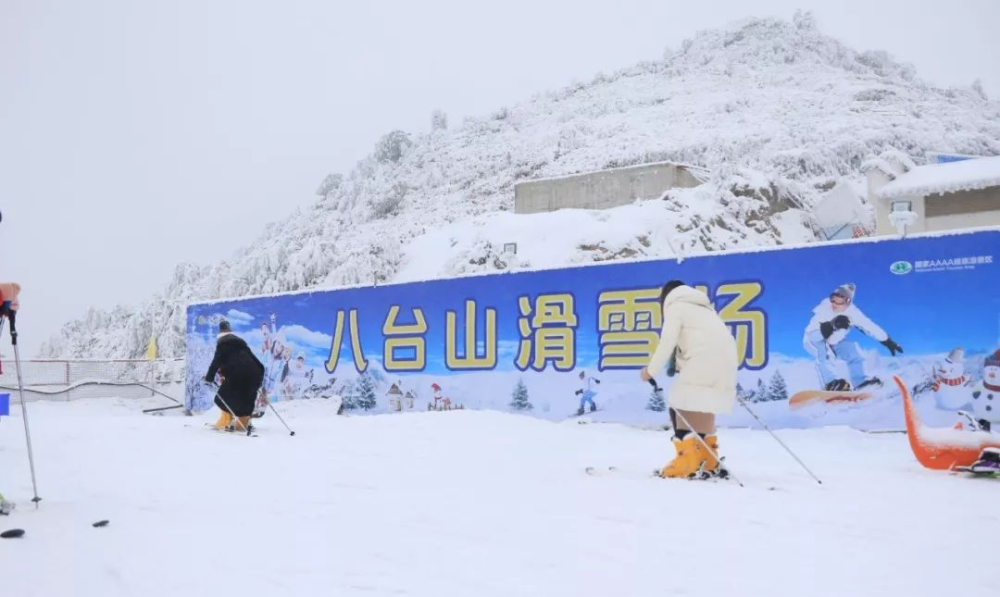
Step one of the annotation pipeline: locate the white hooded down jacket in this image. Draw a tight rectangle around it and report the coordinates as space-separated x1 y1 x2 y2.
646 285 738 414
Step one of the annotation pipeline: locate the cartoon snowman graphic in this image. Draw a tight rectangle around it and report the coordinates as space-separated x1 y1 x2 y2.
970 350 1000 432
932 348 971 410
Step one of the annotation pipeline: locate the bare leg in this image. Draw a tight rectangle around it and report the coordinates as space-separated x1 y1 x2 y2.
674 409 716 435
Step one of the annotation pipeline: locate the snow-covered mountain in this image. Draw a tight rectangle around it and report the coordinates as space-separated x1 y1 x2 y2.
41 13 1000 359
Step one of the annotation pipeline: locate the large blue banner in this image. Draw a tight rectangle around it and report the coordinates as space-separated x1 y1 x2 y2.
186 229 1000 430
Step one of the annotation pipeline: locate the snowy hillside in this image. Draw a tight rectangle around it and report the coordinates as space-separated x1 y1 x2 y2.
42 12 1000 359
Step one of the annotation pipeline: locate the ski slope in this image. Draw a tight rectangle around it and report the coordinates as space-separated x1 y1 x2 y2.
1 397 997 597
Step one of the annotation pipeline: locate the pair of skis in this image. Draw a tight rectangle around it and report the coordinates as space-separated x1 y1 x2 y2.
583 378 823 488
2 493 108 539
953 447 1000 477
2 520 110 540
208 423 259 438
584 464 732 482
583 379 738 484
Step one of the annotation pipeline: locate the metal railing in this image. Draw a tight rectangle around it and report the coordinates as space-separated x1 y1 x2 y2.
0 358 185 402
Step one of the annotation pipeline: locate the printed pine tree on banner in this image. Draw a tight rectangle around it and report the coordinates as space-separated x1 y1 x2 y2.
340 380 357 411
754 378 767 402
355 372 378 411
509 379 533 411
646 386 666 412
768 371 789 402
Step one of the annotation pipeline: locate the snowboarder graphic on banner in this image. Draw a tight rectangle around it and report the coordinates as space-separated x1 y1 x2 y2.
802 283 902 392
932 347 970 411
575 371 600 415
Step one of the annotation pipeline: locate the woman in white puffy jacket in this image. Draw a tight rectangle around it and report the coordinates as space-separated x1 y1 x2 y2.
641 280 738 478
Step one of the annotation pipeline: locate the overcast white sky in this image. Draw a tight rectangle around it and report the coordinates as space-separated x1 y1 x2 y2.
1 0 998 356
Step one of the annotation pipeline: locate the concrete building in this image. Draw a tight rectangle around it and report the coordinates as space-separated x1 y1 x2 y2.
513 161 706 215
866 153 1000 236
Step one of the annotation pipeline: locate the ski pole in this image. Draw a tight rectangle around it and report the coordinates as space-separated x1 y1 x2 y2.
650 379 744 488
142 404 185 414
7 309 41 507
265 399 296 436
208 383 253 437
736 395 823 485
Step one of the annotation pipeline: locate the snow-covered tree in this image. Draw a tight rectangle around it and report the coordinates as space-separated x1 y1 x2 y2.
371 182 408 219
509 379 533 411
374 130 412 164
793 9 816 30
972 79 989 101
315 173 343 196
431 109 448 131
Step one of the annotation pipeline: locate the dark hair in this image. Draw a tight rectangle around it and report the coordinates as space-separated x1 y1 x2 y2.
219 319 232 333
658 280 685 305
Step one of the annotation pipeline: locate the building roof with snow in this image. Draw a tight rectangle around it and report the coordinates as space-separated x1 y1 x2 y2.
877 156 1000 200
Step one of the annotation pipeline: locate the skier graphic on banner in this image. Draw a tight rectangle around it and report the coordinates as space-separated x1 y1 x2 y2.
575 370 600 415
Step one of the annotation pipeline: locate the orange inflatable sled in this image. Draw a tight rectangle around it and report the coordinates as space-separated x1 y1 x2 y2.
896 375 1000 470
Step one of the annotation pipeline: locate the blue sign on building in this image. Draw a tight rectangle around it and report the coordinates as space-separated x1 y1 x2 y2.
926 152 982 165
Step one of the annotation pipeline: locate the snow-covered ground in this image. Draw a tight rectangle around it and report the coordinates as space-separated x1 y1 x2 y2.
2 397 996 597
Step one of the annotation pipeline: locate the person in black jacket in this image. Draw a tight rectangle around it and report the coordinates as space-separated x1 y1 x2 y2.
205 319 266 430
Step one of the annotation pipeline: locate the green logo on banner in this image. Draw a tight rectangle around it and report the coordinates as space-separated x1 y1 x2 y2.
890 261 913 275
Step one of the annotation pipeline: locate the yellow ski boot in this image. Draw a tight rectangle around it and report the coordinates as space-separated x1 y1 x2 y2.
228 415 252 432
659 435 708 478
211 411 233 430
701 435 720 473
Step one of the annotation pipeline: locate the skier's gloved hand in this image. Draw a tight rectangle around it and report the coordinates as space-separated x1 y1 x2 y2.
594 379 601 384
833 315 850 330
881 338 903 355
575 389 583 395
820 321 834 339
0 282 21 312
